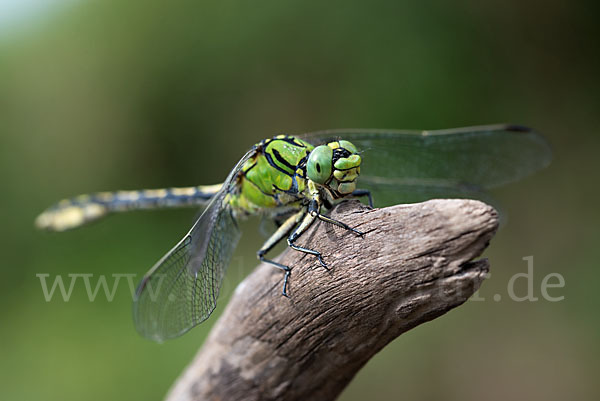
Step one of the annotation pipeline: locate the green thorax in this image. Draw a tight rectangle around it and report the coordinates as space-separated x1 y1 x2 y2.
228 135 315 214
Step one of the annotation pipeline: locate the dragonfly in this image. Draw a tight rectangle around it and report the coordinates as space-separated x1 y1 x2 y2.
35 124 551 342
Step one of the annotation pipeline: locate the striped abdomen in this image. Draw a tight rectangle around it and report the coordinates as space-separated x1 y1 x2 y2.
35 184 222 231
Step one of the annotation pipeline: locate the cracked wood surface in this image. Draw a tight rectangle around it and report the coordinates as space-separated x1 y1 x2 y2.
166 199 499 401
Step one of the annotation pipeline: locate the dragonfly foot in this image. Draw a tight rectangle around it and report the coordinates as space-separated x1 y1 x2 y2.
317 254 329 270
352 227 365 237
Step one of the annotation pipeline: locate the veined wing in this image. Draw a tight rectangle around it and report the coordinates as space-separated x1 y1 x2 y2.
133 149 254 342
303 124 551 206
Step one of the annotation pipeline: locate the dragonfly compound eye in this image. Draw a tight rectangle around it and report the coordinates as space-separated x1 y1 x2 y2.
307 145 333 184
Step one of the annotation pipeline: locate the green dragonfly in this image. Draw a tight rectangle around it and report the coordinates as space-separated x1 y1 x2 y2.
35 124 551 342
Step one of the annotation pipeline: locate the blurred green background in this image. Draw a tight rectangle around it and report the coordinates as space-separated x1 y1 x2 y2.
1 0 598 400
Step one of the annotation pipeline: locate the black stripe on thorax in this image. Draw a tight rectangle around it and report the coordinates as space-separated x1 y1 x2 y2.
263 150 295 177
257 135 309 179
271 148 297 172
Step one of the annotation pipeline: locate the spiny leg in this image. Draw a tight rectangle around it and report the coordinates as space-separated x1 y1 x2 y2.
287 200 328 269
257 209 305 297
316 213 364 237
309 191 365 236
286 197 365 267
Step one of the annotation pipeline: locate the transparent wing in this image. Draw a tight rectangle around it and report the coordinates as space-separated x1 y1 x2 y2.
133 149 254 342
303 124 552 206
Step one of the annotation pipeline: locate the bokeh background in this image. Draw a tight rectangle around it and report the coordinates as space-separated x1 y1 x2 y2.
1 1 598 400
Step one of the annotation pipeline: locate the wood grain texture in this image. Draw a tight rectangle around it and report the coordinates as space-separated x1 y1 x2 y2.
166 199 499 401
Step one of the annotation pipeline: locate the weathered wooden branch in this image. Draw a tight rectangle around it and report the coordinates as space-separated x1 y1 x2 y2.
166 199 499 401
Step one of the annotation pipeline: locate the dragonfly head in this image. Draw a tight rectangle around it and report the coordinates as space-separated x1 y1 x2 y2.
306 140 361 195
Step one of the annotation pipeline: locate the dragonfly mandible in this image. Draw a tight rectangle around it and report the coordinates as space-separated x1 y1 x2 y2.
35 124 551 341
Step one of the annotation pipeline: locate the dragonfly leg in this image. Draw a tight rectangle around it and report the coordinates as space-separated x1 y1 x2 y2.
287 200 328 269
351 188 373 208
258 257 292 298
287 240 328 269
257 209 305 297
316 213 364 237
